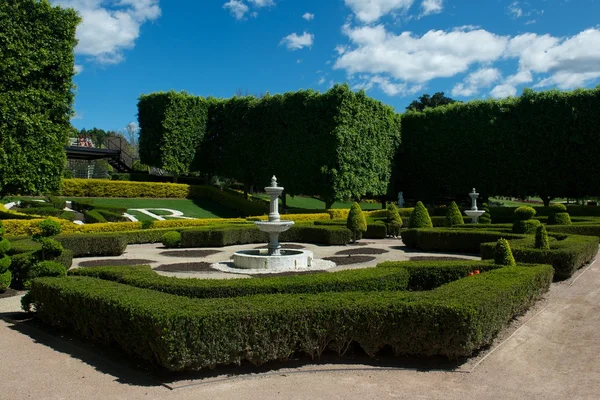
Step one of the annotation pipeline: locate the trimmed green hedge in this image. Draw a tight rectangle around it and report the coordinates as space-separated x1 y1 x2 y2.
71 265 410 298
9 249 72 289
546 224 600 238
401 228 525 253
55 234 127 257
314 219 386 239
27 264 552 369
480 235 598 280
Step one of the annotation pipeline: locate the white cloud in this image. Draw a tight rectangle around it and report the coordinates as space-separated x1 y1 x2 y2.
248 0 274 6
508 1 523 18
421 0 443 16
335 25 508 83
344 0 414 23
223 0 249 20
318 77 326 85
280 32 314 51
490 70 532 98
303 12 315 21
452 68 501 97
335 45 348 55
490 84 517 98
52 0 161 64
74 64 83 74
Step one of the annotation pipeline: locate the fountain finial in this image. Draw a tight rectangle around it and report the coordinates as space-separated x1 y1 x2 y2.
271 175 278 187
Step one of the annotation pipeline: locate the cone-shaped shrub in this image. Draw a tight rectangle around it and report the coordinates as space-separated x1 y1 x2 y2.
408 201 433 228
479 203 492 224
347 202 367 243
494 238 516 266
386 203 403 237
0 221 11 292
535 225 550 250
444 201 464 226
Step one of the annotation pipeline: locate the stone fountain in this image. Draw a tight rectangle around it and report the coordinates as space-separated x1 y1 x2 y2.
464 188 485 223
210 175 337 273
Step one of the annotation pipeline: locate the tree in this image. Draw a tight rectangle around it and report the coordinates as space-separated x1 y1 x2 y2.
405 92 459 112
0 0 80 196
347 202 367 243
125 122 140 156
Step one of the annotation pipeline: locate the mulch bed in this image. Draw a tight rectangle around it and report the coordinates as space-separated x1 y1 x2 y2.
409 256 473 262
335 247 389 256
322 256 376 265
159 250 222 258
254 244 305 250
0 288 23 299
78 259 155 267
155 262 217 272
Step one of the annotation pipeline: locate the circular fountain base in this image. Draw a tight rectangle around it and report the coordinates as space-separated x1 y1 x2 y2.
211 249 336 274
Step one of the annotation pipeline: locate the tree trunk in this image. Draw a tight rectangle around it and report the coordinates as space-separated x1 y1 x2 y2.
325 199 334 210
380 195 387 209
243 183 249 200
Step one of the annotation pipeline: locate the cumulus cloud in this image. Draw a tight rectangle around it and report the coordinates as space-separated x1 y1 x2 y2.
452 68 501 97
223 0 249 19
280 32 314 51
52 0 161 65
344 0 414 23
421 0 443 16
74 64 84 74
248 0 274 6
303 12 315 21
334 24 600 97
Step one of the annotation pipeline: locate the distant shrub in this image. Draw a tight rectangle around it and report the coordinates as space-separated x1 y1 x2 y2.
347 202 367 243
535 225 550 250
479 203 492 224
162 231 182 248
444 202 464 226
32 219 61 241
385 203 403 236
494 238 516 266
408 201 433 228
549 213 572 225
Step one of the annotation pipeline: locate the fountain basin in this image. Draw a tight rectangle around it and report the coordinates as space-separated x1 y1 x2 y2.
254 220 294 233
232 249 313 270
464 209 485 223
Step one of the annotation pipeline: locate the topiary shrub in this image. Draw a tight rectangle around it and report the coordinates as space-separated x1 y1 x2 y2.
494 238 516 266
514 206 537 221
513 219 542 234
0 221 11 292
32 218 61 241
347 202 367 243
39 238 64 260
385 203 403 237
479 203 492 224
548 204 571 225
162 231 182 248
23 261 67 289
444 201 464 226
408 201 433 228
535 225 550 250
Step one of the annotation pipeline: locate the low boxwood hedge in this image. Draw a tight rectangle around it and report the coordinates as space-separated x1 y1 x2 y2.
546 224 600 239
401 228 526 253
70 264 411 298
480 234 599 280
26 264 553 370
55 234 128 257
314 219 385 239
9 249 73 289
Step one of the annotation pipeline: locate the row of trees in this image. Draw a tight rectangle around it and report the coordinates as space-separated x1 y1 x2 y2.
138 85 401 208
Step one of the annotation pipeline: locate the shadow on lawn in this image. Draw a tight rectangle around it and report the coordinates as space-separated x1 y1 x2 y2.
190 198 241 219
2 312 470 388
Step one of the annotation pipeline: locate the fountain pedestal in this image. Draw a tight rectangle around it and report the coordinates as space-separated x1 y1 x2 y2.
464 188 485 223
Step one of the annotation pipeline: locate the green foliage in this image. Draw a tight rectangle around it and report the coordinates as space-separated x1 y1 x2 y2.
55 234 127 257
408 201 433 228
0 269 11 292
71 264 410 298
0 221 11 291
444 202 464 226
405 92 459 112
514 206 537 221
162 231 181 248
23 261 66 289
9 248 72 289
347 202 367 242
0 0 80 196
494 239 516 267
83 210 107 224
535 225 550 250
549 212 572 225
32 219 61 241
26 265 552 369
481 235 598 280
549 203 567 213
138 91 209 177
546 224 600 238
479 203 492 224
396 88 600 202
386 203 403 236
400 228 525 253
512 219 542 234
39 238 63 260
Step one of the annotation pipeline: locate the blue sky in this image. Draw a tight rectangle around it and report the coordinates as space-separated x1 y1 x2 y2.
55 0 600 133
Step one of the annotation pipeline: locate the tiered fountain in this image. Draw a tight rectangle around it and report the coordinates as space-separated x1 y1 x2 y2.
464 188 485 223
212 176 335 273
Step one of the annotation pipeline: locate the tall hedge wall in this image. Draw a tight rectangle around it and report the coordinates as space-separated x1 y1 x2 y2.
0 0 80 196
396 88 600 203
140 85 401 208
138 91 209 178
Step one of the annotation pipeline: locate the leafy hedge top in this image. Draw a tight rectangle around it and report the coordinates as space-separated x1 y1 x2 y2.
514 206 537 221
0 0 80 196
549 203 567 213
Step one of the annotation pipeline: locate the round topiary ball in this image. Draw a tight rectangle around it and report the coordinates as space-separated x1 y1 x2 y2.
549 203 567 213
494 238 516 266
32 218 62 241
162 231 182 248
408 201 433 228
549 212 572 225
444 201 464 226
512 219 542 234
514 206 537 221
535 225 550 250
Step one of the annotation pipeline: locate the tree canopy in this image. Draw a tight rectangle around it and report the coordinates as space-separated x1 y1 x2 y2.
405 92 459 112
